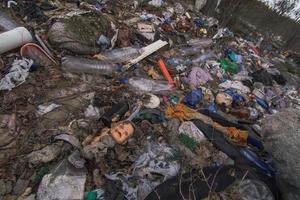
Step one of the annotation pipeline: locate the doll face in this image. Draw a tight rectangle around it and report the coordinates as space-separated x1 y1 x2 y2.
110 121 134 144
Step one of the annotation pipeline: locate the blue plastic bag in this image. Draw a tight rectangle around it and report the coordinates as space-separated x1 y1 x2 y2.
183 89 203 108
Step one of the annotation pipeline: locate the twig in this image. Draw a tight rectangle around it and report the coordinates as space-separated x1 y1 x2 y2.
179 171 186 200
238 170 249 187
188 171 196 200
208 166 223 200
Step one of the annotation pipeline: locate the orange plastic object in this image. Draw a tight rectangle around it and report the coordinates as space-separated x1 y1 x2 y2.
225 127 248 144
157 59 174 85
20 43 57 67
110 121 134 144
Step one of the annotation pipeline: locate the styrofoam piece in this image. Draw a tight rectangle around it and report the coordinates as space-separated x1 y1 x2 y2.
125 40 168 69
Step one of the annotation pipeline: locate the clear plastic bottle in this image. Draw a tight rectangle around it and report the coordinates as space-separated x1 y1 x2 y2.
166 58 192 66
191 51 217 64
101 47 141 63
186 38 213 48
128 77 173 94
62 56 121 76
179 46 202 56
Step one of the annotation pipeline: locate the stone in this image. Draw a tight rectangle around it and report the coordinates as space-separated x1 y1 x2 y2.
13 179 29 196
48 14 111 54
0 179 7 196
262 108 300 200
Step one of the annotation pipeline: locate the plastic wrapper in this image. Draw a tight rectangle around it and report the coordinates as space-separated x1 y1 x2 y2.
37 159 87 200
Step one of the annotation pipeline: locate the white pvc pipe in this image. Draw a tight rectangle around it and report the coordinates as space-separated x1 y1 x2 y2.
0 27 33 54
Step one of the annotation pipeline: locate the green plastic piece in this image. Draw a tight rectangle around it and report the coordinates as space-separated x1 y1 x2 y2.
219 58 239 74
178 133 199 151
86 191 97 200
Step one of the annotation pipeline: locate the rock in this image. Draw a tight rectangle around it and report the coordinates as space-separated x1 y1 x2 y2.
262 108 300 200
0 114 17 147
3 195 17 200
5 181 12 194
23 194 35 200
13 179 29 196
48 14 111 54
0 179 7 196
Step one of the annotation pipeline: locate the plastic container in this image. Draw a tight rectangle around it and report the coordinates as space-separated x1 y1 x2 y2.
0 11 19 31
62 56 121 76
0 27 33 54
157 59 174 85
20 43 57 66
128 77 173 94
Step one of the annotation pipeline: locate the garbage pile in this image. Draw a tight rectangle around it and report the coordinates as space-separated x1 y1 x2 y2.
0 0 299 200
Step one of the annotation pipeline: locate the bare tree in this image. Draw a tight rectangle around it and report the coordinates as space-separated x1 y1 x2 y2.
273 0 300 16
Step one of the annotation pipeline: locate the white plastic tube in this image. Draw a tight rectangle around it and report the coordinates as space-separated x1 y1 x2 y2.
0 27 33 54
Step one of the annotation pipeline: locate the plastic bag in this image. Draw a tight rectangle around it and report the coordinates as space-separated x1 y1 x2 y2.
37 159 87 200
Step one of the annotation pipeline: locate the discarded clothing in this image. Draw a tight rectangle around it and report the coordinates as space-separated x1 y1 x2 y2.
187 67 213 86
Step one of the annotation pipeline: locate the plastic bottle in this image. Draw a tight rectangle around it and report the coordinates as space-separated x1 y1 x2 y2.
0 27 33 54
128 77 173 94
179 46 202 56
187 38 213 48
191 51 217 64
62 56 121 76
166 58 192 66
101 47 141 63
0 11 19 31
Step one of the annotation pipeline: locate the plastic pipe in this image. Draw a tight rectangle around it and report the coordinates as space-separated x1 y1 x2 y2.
157 59 174 85
0 27 33 54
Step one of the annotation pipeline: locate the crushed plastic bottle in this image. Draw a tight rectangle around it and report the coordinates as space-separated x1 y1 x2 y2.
62 56 121 76
128 77 173 94
101 47 141 63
